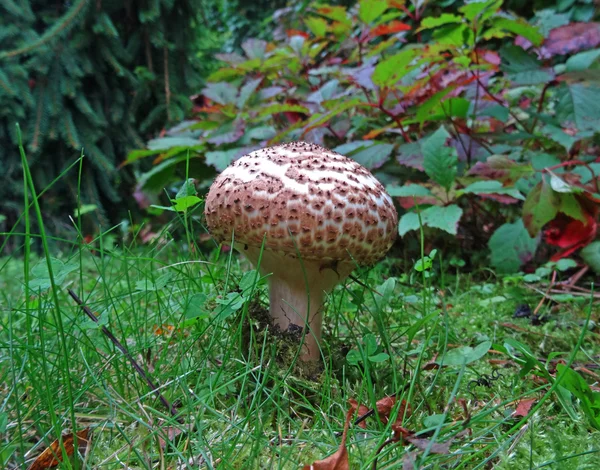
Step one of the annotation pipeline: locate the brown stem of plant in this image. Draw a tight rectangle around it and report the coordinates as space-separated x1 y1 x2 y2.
67 289 180 420
164 46 171 121
529 81 555 135
470 70 530 133
372 438 397 470
326 124 343 142
379 103 412 142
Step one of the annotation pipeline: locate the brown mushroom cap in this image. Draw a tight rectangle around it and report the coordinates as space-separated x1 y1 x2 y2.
204 141 398 265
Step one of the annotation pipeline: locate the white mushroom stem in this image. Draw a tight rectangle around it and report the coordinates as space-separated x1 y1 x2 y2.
242 246 354 361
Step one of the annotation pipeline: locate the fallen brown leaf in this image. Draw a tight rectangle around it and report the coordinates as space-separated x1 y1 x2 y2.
348 399 369 429
405 436 451 454
513 398 536 417
376 396 411 425
302 403 354 470
27 428 90 470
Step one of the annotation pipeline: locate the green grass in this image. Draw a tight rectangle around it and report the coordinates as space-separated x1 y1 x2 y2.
1 144 600 469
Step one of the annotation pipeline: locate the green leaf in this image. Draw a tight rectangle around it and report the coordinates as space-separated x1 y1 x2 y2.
305 17 328 37
433 23 474 48
215 292 246 320
556 83 600 133
358 0 388 24
74 204 97 216
566 49 600 71
418 14 462 30
349 142 394 169
487 18 543 46
549 173 582 194
147 136 201 151
364 334 378 356
422 205 463 235
171 195 201 212
558 193 587 223
459 0 502 22
555 258 578 271
422 127 458 191
399 205 463 236
398 212 420 237
522 179 560 236
372 48 420 87
581 241 600 274
346 349 362 365
503 338 545 378
205 149 242 171
488 219 539 273
241 38 268 60
176 178 197 199
414 255 434 272
368 352 390 363
462 180 524 200
439 341 492 367
28 258 78 292
202 82 238 105
185 293 210 320
500 45 554 85
386 184 433 197
556 364 600 430
415 88 455 124
239 270 265 296
237 77 262 109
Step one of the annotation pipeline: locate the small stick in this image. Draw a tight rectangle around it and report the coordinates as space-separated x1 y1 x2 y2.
533 270 557 317
67 289 180 420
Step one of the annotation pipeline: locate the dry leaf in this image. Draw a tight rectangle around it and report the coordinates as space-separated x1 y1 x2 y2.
27 428 90 470
302 403 354 470
376 396 411 425
513 398 536 417
405 436 451 454
402 451 418 470
348 399 369 429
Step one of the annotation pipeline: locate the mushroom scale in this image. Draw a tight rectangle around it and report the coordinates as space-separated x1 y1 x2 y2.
204 141 398 264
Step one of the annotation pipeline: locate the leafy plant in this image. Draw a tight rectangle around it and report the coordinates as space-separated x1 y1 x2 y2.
131 0 600 273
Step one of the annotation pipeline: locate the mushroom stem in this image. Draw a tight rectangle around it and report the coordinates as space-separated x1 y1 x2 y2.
268 275 325 361
242 246 353 362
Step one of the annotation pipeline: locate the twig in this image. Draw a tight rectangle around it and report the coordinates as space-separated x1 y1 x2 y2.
67 289 180 420
547 289 600 298
533 270 557 316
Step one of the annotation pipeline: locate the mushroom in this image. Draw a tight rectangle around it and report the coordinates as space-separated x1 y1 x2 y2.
204 141 398 361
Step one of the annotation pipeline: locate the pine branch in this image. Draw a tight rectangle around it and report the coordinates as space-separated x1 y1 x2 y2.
0 0 89 59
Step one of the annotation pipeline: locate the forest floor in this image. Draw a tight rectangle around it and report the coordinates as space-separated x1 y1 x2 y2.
1 237 600 469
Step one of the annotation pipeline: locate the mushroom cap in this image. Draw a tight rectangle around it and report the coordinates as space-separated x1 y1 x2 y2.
204 141 398 265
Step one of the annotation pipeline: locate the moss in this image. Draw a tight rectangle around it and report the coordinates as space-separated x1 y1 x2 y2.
241 298 324 380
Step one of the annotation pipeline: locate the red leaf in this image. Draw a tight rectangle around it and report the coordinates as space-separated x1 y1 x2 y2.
302 403 354 470
545 23 600 56
544 211 597 261
287 29 310 39
513 398 536 417
370 21 411 37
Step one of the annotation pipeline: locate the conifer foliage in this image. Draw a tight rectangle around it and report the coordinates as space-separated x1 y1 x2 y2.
0 0 202 229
